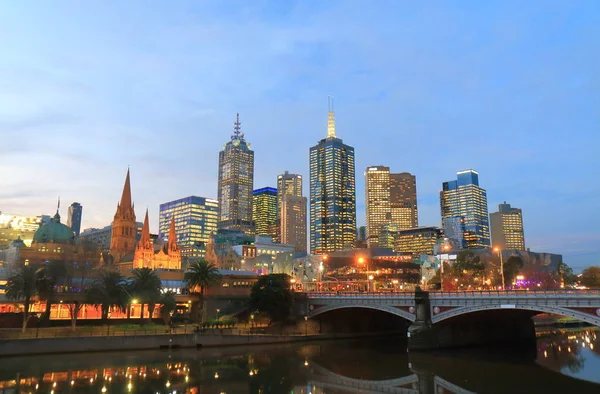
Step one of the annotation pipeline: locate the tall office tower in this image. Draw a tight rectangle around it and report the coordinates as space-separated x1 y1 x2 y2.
490 202 525 251
67 202 83 236
440 169 490 249
365 167 418 247
159 196 219 258
309 100 356 254
390 172 418 229
365 166 391 248
277 171 302 216
281 194 307 252
252 187 278 237
217 113 255 233
110 169 137 262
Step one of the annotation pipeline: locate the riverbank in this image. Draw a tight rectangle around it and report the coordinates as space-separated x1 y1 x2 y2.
0 330 404 357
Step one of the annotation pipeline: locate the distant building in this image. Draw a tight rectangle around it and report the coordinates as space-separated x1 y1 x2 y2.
365 166 418 248
277 171 302 216
0 213 43 249
395 226 443 256
490 202 525 251
252 187 278 238
442 216 466 250
378 224 398 250
159 196 219 259
217 113 255 233
281 194 307 252
440 169 490 249
79 222 143 251
67 202 83 236
310 101 356 254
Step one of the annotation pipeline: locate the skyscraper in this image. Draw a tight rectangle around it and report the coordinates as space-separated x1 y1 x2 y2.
252 187 278 237
159 196 219 258
217 113 255 233
277 171 302 217
365 166 391 248
490 202 525 251
309 100 356 254
390 172 418 229
440 169 490 249
67 202 83 236
365 167 418 247
281 194 307 252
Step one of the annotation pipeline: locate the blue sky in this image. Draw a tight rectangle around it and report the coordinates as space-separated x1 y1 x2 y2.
1 1 598 270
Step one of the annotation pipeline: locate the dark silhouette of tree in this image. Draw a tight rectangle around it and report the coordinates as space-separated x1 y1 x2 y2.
184 260 221 323
37 260 67 324
5 266 42 332
130 267 162 323
86 270 128 323
580 266 600 288
503 256 525 286
250 274 293 325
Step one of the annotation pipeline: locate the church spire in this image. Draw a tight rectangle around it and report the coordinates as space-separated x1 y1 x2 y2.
138 208 151 249
167 215 178 252
327 96 336 138
119 168 133 210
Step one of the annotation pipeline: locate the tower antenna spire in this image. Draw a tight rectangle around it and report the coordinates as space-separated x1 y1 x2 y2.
232 112 243 140
327 96 336 138
57 196 60 212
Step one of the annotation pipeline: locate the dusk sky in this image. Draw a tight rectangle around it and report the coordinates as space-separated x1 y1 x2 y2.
1 1 598 270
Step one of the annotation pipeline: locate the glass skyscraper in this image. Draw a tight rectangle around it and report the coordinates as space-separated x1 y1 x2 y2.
217 113 255 233
159 196 219 258
67 202 83 236
440 169 490 249
309 103 356 254
252 187 278 237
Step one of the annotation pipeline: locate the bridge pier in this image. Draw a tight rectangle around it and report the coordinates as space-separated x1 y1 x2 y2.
408 289 537 351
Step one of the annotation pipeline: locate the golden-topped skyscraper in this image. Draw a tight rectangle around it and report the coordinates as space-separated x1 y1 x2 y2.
217 114 255 234
309 99 356 254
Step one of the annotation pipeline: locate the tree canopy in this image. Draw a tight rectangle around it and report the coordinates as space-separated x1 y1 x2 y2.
249 274 293 324
580 266 600 288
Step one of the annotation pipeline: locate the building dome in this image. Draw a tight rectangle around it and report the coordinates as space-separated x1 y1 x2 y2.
32 212 75 244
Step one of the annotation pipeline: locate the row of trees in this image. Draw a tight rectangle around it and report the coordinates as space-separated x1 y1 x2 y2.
6 260 222 333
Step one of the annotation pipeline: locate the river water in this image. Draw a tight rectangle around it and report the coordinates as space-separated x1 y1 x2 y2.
0 327 598 394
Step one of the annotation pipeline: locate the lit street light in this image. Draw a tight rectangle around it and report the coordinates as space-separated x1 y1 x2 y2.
493 247 505 290
304 315 308 336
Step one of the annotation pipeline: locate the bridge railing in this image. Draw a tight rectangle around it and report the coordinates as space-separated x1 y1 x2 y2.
430 289 600 298
305 291 414 298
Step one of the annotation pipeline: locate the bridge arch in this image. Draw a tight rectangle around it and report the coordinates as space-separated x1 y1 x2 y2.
432 304 600 326
310 304 416 322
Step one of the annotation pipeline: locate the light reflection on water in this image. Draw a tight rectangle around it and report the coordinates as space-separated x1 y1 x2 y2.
0 328 598 394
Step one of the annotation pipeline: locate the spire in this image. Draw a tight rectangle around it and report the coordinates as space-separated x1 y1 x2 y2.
119 168 133 210
53 197 61 223
327 96 336 138
231 113 244 141
167 215 178 252
138 208 151 249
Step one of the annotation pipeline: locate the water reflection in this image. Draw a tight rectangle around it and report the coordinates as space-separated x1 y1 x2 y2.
0 328 598 394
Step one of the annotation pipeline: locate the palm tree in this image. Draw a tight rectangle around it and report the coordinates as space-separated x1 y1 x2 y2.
159 291 177 326
86 271 128 323
184 260 221 323
130 268 162 324
37 260 67 324
5 266 42 333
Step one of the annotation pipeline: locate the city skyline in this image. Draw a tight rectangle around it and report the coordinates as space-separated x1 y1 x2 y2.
1 1 598 269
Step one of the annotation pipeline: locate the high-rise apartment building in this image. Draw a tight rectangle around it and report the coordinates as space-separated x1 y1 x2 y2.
217 113 255 233
159 196 219 258
309 101 356 254
252 187 278 238
365 167 418 248
281 194 307 252
440 170 490 249
67 202 83 236
490 202 525 251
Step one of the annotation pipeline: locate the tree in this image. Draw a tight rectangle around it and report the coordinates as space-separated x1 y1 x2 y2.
86 270 128 323
249 274 293 325
503 256 525 286
37 260 67 324
130 267 162 323
580 266 600 288
557 261 577 287
159 291 177 325
65 261 93 330
5 266 42 333
451 251 485 289
184 260 221 323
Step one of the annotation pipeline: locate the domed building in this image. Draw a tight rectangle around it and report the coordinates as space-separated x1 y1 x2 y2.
5 206 102 269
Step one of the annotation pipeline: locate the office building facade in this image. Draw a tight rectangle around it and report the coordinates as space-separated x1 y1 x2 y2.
440 169 490 249
252 187 278 238
277 171 302 216
390 172 418 229
217 113 255 233
159 196 219 258
309 103 356 254
490 202 525 251
67 202 83 236
281 194 307 252
395 226 443 256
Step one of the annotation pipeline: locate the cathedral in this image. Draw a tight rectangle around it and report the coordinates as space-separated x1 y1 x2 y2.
110 169 181 271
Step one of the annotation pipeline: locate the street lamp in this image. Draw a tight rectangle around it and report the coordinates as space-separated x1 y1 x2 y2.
357 257 370 291
493 247 505 290
250 313 255 328
304 316 308 336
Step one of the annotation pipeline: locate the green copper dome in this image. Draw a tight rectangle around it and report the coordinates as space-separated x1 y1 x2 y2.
32 211 75 244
